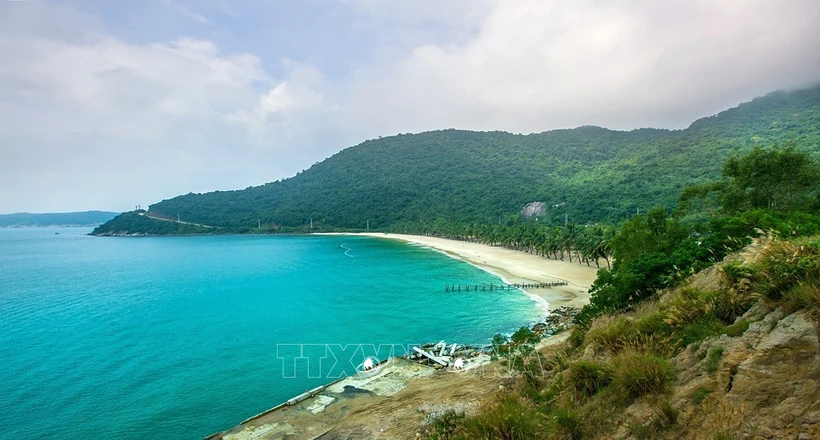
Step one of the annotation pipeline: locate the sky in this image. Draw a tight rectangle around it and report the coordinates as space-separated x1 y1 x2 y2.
1 0 819 213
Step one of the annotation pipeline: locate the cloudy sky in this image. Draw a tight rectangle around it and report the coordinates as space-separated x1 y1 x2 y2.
1 0 819 213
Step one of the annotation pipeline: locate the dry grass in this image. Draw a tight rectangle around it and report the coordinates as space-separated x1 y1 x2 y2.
612 352 676 399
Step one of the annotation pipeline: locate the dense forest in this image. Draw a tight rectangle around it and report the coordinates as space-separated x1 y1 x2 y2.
93 85 820 235
424 135 820 440
1 211 119 227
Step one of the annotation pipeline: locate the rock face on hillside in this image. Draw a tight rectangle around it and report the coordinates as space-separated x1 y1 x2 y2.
664 307 819 440
520 202 547 218
605 237 820 440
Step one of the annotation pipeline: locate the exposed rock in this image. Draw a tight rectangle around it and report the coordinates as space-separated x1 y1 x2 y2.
520 201 547 218
672 308 820 440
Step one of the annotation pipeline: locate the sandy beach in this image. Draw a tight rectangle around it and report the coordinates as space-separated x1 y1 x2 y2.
323 233 599 309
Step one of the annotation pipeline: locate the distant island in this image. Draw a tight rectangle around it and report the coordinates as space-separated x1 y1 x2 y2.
0 211 120 228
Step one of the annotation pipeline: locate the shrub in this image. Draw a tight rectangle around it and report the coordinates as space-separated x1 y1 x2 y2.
585 317 636 352
569 325 588 349
567 360 612 398
704 346 724 373
721 262 750 285
461 394 543 440
511 326 540 345
654 400 679 429
752 237 820 301
675 315 724 348
691 385 711 404
722 318 750 337
613 353 676 399
491 333 510 360
427 410 467 440
779 283 820 314
628 400 678 439
710 287 757 323
550 407 582 440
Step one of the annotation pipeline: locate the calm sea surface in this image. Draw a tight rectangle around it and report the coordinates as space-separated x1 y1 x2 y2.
0 228 542 439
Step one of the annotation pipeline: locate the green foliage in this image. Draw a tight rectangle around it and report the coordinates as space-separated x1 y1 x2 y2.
567 360 613 398
427 411 468 440
95 85 820 234
584 285 754 356
722 319 750 337
720 143 820 213
585 317 636 353
568 325 588 349
691 386 712 404
458 394 543 440
491 333 510 360
676 316 725 348
704 347 725 373
612 353 676 399
750 237 820 302
549 407 583 440
630 400 679 439
511 326 541 345
580 140 820 323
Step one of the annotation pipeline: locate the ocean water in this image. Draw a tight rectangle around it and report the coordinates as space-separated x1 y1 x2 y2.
0 228 542 439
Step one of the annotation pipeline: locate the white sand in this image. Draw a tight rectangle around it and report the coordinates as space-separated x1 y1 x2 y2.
320 233 599 309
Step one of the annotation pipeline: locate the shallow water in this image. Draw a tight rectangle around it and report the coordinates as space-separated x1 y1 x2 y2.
0 228 541 439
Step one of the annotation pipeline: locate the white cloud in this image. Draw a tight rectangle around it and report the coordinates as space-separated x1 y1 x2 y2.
226 62 328 136
1 0 819 212
343 0 820 133
161 0 212 24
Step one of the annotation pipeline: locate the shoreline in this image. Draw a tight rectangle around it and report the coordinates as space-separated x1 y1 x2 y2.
211 233 595 439
318 232 598 310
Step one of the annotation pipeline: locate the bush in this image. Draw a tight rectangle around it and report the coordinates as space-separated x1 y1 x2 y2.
779 283 820 314
568 325 588 348
722 318 750 337
675 316 725 348
630 400 678 439
427 411 467 440
653 399 679 429
511 326 541 345
460 394 543 440
550 407 582 440
691 385 711 404
585 317 636 352
752 237 820 302
613 353 676 399
567 360 612 398
704 347 724 373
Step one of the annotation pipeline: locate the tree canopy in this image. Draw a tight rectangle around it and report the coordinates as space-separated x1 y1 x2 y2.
94 84 820 234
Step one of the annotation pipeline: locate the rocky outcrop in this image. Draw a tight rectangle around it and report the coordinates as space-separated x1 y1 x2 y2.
671 308 819 440
520 202 547 218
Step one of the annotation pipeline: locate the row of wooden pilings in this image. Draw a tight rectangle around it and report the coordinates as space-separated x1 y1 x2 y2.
445 281 567 292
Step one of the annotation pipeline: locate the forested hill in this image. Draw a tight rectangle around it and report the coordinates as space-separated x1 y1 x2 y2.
95 85 820 234
1 211 119 227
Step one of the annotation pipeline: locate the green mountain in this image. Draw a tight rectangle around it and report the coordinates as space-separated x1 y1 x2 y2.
94 85 820 235
1 211 120 227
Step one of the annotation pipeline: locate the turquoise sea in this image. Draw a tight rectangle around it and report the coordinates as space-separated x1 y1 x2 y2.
0 228 542 439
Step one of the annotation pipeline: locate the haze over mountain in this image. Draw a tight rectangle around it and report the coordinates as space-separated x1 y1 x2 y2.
2 1 819 213
0 211 119 228
93 85 820 235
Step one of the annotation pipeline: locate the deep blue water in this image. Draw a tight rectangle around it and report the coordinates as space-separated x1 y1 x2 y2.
0 228 542 439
